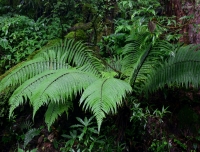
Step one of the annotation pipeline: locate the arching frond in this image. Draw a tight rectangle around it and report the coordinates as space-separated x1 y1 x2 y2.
105 55 124 75
122 33 148 72
29 69 98 118
35 39 103 75
131 41 175 89
80 78 132 132
122 36 175 92
128 44 152 85
45 102 72 130
0 39 103 94
0 55 69 93
23 128 40 149
144 45 200 93
9 70 58 117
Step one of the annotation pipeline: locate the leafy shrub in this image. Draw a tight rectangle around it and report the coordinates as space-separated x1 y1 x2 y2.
0 14 63 72
60 116 126 152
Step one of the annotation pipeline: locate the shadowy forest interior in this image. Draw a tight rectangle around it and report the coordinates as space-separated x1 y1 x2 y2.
1 0 200 151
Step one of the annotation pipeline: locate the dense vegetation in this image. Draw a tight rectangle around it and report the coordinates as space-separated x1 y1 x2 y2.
1 0 200 151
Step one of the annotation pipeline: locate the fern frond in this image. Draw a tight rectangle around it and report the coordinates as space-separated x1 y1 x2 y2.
9 70 58 118
105 55 124 74
35 39 103 75
45 102 72 130
80 78 132 132
0 56 69 93
20 120 34 131
122 38 175 92
30 68 98 118
0 39 103 94
144 45 200 93
128 44 152 85
24 128 40 149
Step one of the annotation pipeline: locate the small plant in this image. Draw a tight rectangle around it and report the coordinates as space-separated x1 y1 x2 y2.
23 128 40 149
17 147 37 152
173 138 187 150
60 116 104 152
149 138 169 152
20 120 34 131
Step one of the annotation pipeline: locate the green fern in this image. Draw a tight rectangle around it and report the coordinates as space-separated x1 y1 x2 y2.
128 43 152 85
9 70 59 118
3 34 200 134
122 33 175 92
9 68 98 119
34 39 103 75
80 78 132 132
23 128 40 149
0 57 68 93
45 102 72 130
20 120 34 131
0 39 102 93
0 39 103 129
30 68 98 118
144 45 200 93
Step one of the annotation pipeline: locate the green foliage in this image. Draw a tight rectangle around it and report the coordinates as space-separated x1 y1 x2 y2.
0 15 40 69
130 100 170 128
0 88 13 118
45 103 72 131
60 116 126 152
80 78 132 131
98 33 127 56
0 14 62 72
23 128 40 149
20 121 34 131
0 39 100 92
60 116 103 152
70 117 98 140
144 45 200 93
120 23 170 90
173 138 187 150
0 38 132 132
118 0 161 19
1 0 200 151
2 39 102 130
17 147 37 152
61 116 135 151
149 138 169 152
2 21 200 135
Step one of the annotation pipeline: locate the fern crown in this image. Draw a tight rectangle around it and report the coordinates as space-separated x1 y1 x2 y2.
1 37 200 132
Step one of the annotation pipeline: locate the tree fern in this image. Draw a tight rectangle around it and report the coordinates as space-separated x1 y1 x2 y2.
80 78 132 132
4 35 200 133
